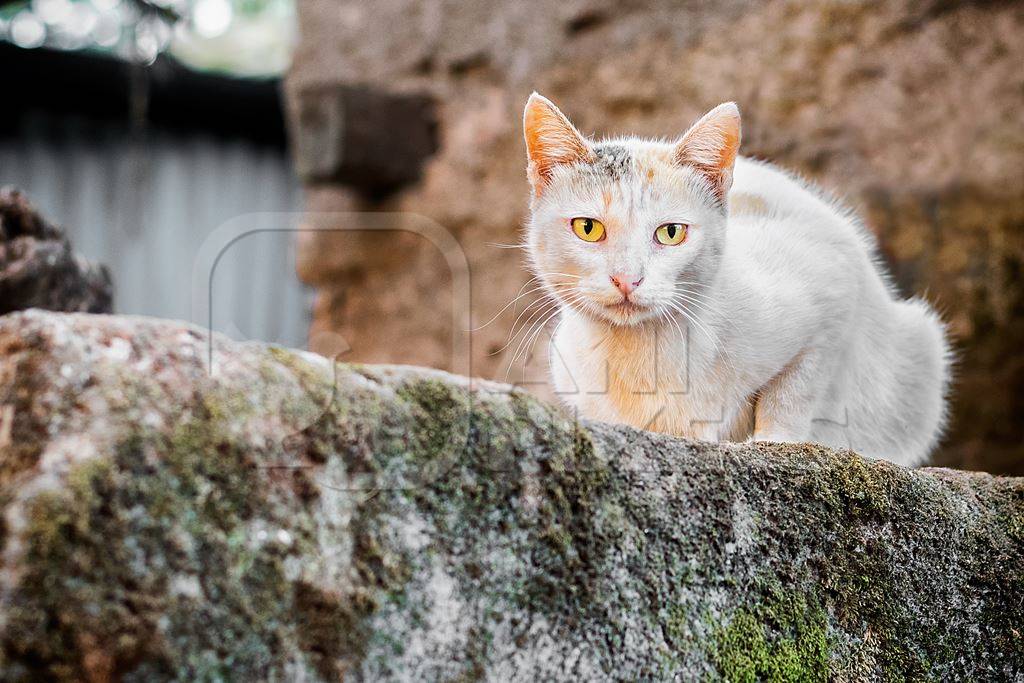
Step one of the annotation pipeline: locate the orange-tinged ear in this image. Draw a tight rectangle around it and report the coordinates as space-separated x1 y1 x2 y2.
523 92 593 194
674 102 741 201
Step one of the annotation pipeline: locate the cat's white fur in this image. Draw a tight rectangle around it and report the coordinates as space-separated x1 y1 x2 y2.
523 93 951 466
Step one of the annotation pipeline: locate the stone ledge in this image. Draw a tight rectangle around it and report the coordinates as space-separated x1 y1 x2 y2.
0 310 1021 680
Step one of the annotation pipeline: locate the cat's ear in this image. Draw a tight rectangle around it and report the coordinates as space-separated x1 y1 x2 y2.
674 102 741 201
523 92 593 194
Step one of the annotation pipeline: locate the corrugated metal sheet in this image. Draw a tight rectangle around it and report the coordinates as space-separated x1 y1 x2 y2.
0 116 310 348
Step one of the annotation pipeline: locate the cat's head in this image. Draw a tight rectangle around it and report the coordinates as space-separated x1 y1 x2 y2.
523 93 740 326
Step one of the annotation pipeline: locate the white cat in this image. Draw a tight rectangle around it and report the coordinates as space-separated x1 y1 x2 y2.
522 93 951 466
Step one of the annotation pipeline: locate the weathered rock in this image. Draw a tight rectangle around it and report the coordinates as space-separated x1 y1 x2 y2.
0 310 1021 680
0 188 113 316
290 85 439 193
285 0 1024 474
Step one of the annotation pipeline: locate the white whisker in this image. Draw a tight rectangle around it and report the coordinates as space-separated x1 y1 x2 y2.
503 295 568 366
504 291 588 380
486 242 528 249
515 295 583 374
471 281 558 332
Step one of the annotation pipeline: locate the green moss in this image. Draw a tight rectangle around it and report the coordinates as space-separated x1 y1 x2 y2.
6 334 1024 680
0 340 53 486
3 418 292 677
377 376 629 669
709 587 830 682
992 479 1024 545
395 377 471 465
0 379 402 681
528 428 616 602
664 604 690 645
754 450 1024 680
266 345 326 387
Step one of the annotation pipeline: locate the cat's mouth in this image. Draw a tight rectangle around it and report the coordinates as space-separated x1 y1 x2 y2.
606 300 644 311
563 291 656 325
600 298 652 323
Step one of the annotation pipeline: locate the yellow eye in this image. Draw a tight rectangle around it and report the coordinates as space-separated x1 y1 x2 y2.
571 217 605 242
655 223 688 246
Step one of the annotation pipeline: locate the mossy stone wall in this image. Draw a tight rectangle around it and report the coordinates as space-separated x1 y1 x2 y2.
1 311 1021 680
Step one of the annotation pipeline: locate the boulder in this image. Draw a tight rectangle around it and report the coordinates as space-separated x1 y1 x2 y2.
0 188 112 316
0 310 1021 680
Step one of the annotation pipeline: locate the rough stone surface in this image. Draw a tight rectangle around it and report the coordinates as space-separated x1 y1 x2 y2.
0 188 113 316
290 85 439 192
286 0 1024 474
1 310 1021 680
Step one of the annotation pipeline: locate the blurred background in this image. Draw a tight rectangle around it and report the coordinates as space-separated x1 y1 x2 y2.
3 0 1023 474
0 0 307 346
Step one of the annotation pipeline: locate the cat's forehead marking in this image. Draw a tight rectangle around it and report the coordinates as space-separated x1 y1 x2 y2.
592 144 633 179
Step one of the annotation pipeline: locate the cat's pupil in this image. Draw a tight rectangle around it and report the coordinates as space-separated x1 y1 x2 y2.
584 219 593 234
667 225 677 238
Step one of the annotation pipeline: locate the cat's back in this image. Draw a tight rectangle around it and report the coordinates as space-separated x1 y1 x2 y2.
726 156 875 276
729 156 842 221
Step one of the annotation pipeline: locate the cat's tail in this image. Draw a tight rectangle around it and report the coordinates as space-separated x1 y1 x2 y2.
897 297 955 461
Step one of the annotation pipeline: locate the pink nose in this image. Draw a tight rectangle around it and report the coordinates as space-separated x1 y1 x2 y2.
610 274 643 296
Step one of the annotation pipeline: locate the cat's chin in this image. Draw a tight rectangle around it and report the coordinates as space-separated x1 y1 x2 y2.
596 301 659 326
561 298 659 326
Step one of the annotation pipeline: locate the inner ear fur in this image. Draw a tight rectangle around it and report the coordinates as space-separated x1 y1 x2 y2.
523 92 593 193
674 102 741 200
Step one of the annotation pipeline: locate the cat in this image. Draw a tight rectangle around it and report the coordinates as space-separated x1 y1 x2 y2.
521 93 951 466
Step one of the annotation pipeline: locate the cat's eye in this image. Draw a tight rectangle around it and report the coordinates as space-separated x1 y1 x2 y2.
571 217 606 243
655 223 688 246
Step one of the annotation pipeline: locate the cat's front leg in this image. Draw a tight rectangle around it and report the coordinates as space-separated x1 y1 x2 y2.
752 348 831 444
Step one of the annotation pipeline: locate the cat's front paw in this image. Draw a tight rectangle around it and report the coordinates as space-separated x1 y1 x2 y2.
751 431 804 445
